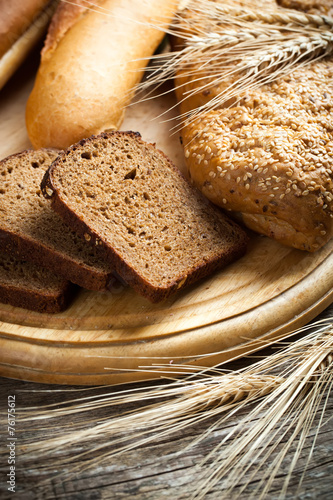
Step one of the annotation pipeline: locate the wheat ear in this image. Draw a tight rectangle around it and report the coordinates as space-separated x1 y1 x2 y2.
16 373 282 459
136 0 333 131
192 322 333 499
4 372 281 497
1 318 331 498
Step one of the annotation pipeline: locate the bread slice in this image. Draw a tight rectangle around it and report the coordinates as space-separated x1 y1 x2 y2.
42 131 248 302
0 148 114 290
0 250 75 313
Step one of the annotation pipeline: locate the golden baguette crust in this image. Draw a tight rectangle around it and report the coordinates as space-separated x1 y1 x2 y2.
0 0 51 58
26 0 179 149
0 0 58 92
41 0 91 60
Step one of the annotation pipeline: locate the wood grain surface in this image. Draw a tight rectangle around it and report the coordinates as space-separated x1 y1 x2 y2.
0 31 332 500
0 51 332 385
0 304 332 500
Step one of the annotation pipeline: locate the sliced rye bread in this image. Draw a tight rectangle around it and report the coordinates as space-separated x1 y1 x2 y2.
0 148 114 290
42 131 248 302
0 250 75 313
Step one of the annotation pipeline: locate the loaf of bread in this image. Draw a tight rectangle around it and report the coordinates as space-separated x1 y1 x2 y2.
0 148 115 290
0 0 58 91
26 0 179 149
0 250 75 313
174 2 333 252
41 131 248 302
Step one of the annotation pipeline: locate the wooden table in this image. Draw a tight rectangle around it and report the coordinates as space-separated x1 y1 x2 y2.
0 38 333 500
0 304 332 500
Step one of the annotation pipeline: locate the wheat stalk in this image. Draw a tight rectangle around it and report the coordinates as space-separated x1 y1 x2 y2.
4 371 283 497
191 321 333 499
16 374 282 459
61 1 333 133
2 316 330 497
135 0 333 131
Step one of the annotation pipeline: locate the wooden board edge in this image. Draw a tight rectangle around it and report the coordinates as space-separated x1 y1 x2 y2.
0 257 332 386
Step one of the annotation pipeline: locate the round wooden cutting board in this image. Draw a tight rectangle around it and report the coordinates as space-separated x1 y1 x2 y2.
0 58 332 385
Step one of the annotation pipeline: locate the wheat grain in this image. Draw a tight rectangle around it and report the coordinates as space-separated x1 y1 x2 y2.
191 323 333 499
135 0 333 132
15 373 281 458
0 317 331 497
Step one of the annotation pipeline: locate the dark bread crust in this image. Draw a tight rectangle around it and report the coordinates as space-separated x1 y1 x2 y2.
0 249 77 313
0 228 111 291
0 149 114 291
0 278 75 313
42 131 248 303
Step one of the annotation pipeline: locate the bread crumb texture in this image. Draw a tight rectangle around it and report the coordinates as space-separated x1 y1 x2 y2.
0 250 65 290
0 250 74 313
0 148 114 288
43 132 248 301
182 61 333 252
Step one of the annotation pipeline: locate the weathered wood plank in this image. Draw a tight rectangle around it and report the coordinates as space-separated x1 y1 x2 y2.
1 305 332 499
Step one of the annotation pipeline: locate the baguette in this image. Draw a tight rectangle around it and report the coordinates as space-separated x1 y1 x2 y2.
26 0 179 149
0 0 58 91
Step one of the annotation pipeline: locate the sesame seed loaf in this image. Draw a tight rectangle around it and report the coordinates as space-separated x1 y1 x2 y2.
0 250 75 313
41 131 248 302
181 62 333 252
0 149 114 290
174 7 333 252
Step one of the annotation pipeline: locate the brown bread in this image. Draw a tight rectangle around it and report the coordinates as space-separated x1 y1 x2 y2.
0 148 114 290
42 131 248 302
0 250 75 313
